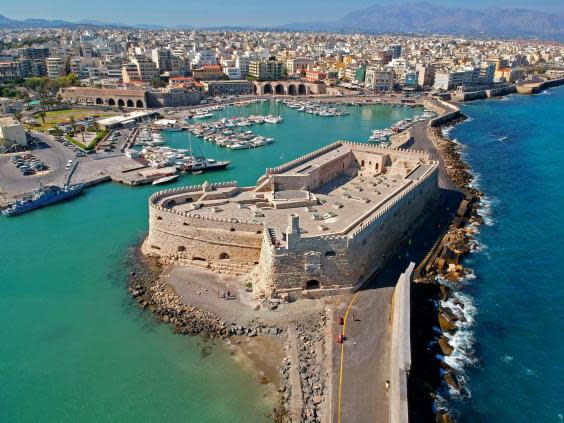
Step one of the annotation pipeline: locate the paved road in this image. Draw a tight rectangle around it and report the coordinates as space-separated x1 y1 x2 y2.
330 108 464 423
331 287 394 423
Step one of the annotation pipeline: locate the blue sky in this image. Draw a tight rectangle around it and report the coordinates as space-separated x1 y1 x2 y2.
3 0 562 27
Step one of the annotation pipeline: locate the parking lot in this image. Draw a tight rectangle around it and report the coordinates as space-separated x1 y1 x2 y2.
0 133 76 196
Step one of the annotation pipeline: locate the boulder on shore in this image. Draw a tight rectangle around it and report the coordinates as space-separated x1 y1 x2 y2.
438 336 454 356
438 313 457 332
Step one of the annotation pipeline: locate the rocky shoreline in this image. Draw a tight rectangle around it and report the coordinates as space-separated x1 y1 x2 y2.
410 112 485 423
127 249 329 423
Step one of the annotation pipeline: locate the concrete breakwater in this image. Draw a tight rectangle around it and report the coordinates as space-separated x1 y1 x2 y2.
409 102 485 423
446 78 564 102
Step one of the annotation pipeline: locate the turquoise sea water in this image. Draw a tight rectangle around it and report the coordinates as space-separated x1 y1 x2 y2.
0 102 419 422
445 87 564 422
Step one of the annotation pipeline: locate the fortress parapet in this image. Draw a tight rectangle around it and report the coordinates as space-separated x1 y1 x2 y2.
143 141 439 297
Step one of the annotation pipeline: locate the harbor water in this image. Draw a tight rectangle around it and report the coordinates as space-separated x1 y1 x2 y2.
0 102 420 422
443 86 564 422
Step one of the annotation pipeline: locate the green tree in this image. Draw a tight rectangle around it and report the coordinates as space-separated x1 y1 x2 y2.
37 110 46 124
151 77 166 88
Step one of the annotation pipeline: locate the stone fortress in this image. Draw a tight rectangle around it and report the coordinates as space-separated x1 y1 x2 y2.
143 141 439 298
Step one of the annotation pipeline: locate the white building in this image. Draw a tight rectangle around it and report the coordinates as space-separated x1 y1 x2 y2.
192 48 217 66
223 66 241 80
0 117 27 146
46 57 65 79
365 67 394 91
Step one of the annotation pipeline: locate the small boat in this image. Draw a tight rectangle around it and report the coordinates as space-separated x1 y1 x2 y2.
152 174 179 185
192 170 203 175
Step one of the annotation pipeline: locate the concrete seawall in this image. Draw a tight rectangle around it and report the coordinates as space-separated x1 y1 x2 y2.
389 262 414 423
516 78 564 95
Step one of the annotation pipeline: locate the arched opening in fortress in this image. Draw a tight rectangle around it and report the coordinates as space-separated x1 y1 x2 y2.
361 160 365 167
95 98 103 105
219 252 230 260
325 250 336 257
117 99 125 107
127 99 134 108
298 84 307 95
136 100 144 108
177 246 186 252
192 256 206 262
275 84 285 95
166 199 176 207
108 98 116 106
288 84 297 95
263 84 273 94
305 280 320 290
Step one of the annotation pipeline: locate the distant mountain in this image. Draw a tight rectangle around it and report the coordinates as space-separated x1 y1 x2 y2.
1 3 563 40
282 2 564 39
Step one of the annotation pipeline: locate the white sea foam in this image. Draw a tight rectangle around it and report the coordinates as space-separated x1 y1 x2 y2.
437 283 479 398
477 195 496 227
502 355 514 363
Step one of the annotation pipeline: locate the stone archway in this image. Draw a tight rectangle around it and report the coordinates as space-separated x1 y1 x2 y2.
275 84 285 95
107 98 116 106
117 99 125 107
136 99 144 108
219 252 230 260
126 99 134 108
95 97 103 105
298 84 307 95
263 83 273 94
288 84 297 95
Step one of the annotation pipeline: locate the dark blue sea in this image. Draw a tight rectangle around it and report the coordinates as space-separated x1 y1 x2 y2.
441 86 564 422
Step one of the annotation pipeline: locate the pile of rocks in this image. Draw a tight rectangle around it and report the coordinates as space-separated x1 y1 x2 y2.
128 268 284 339
278 313 328 423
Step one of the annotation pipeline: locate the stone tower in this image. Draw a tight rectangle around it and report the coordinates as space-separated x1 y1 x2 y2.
286 214 301 250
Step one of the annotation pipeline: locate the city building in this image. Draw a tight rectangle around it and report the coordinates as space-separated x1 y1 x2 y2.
46 57 65 79
286 57 315 75
192 64 224 80
122 55 159 83
248 58 284 81
223 66 242 80
0 117 27 147
365 67 394 91
0 62 20 82
202 80 254 96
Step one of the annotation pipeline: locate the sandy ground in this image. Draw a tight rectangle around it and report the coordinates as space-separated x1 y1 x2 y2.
163 266 325 327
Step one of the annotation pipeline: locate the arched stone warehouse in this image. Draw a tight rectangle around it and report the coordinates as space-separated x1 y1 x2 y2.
253 81 315 96
59 87 148 109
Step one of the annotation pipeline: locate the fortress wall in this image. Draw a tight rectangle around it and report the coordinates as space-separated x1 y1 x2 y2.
347 169 438 286
255 166 439 295
257 236 352 294
146 205 263 265
271 152 352 192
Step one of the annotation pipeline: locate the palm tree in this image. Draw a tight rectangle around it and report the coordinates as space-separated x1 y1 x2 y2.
14 111 22 123
37 110 46 124
76 124 86 144
69 116 77 135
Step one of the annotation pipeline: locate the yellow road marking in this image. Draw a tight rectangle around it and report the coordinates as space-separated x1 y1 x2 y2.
337 292 359 423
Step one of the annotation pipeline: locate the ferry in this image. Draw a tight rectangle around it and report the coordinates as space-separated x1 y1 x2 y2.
2 183 85 217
